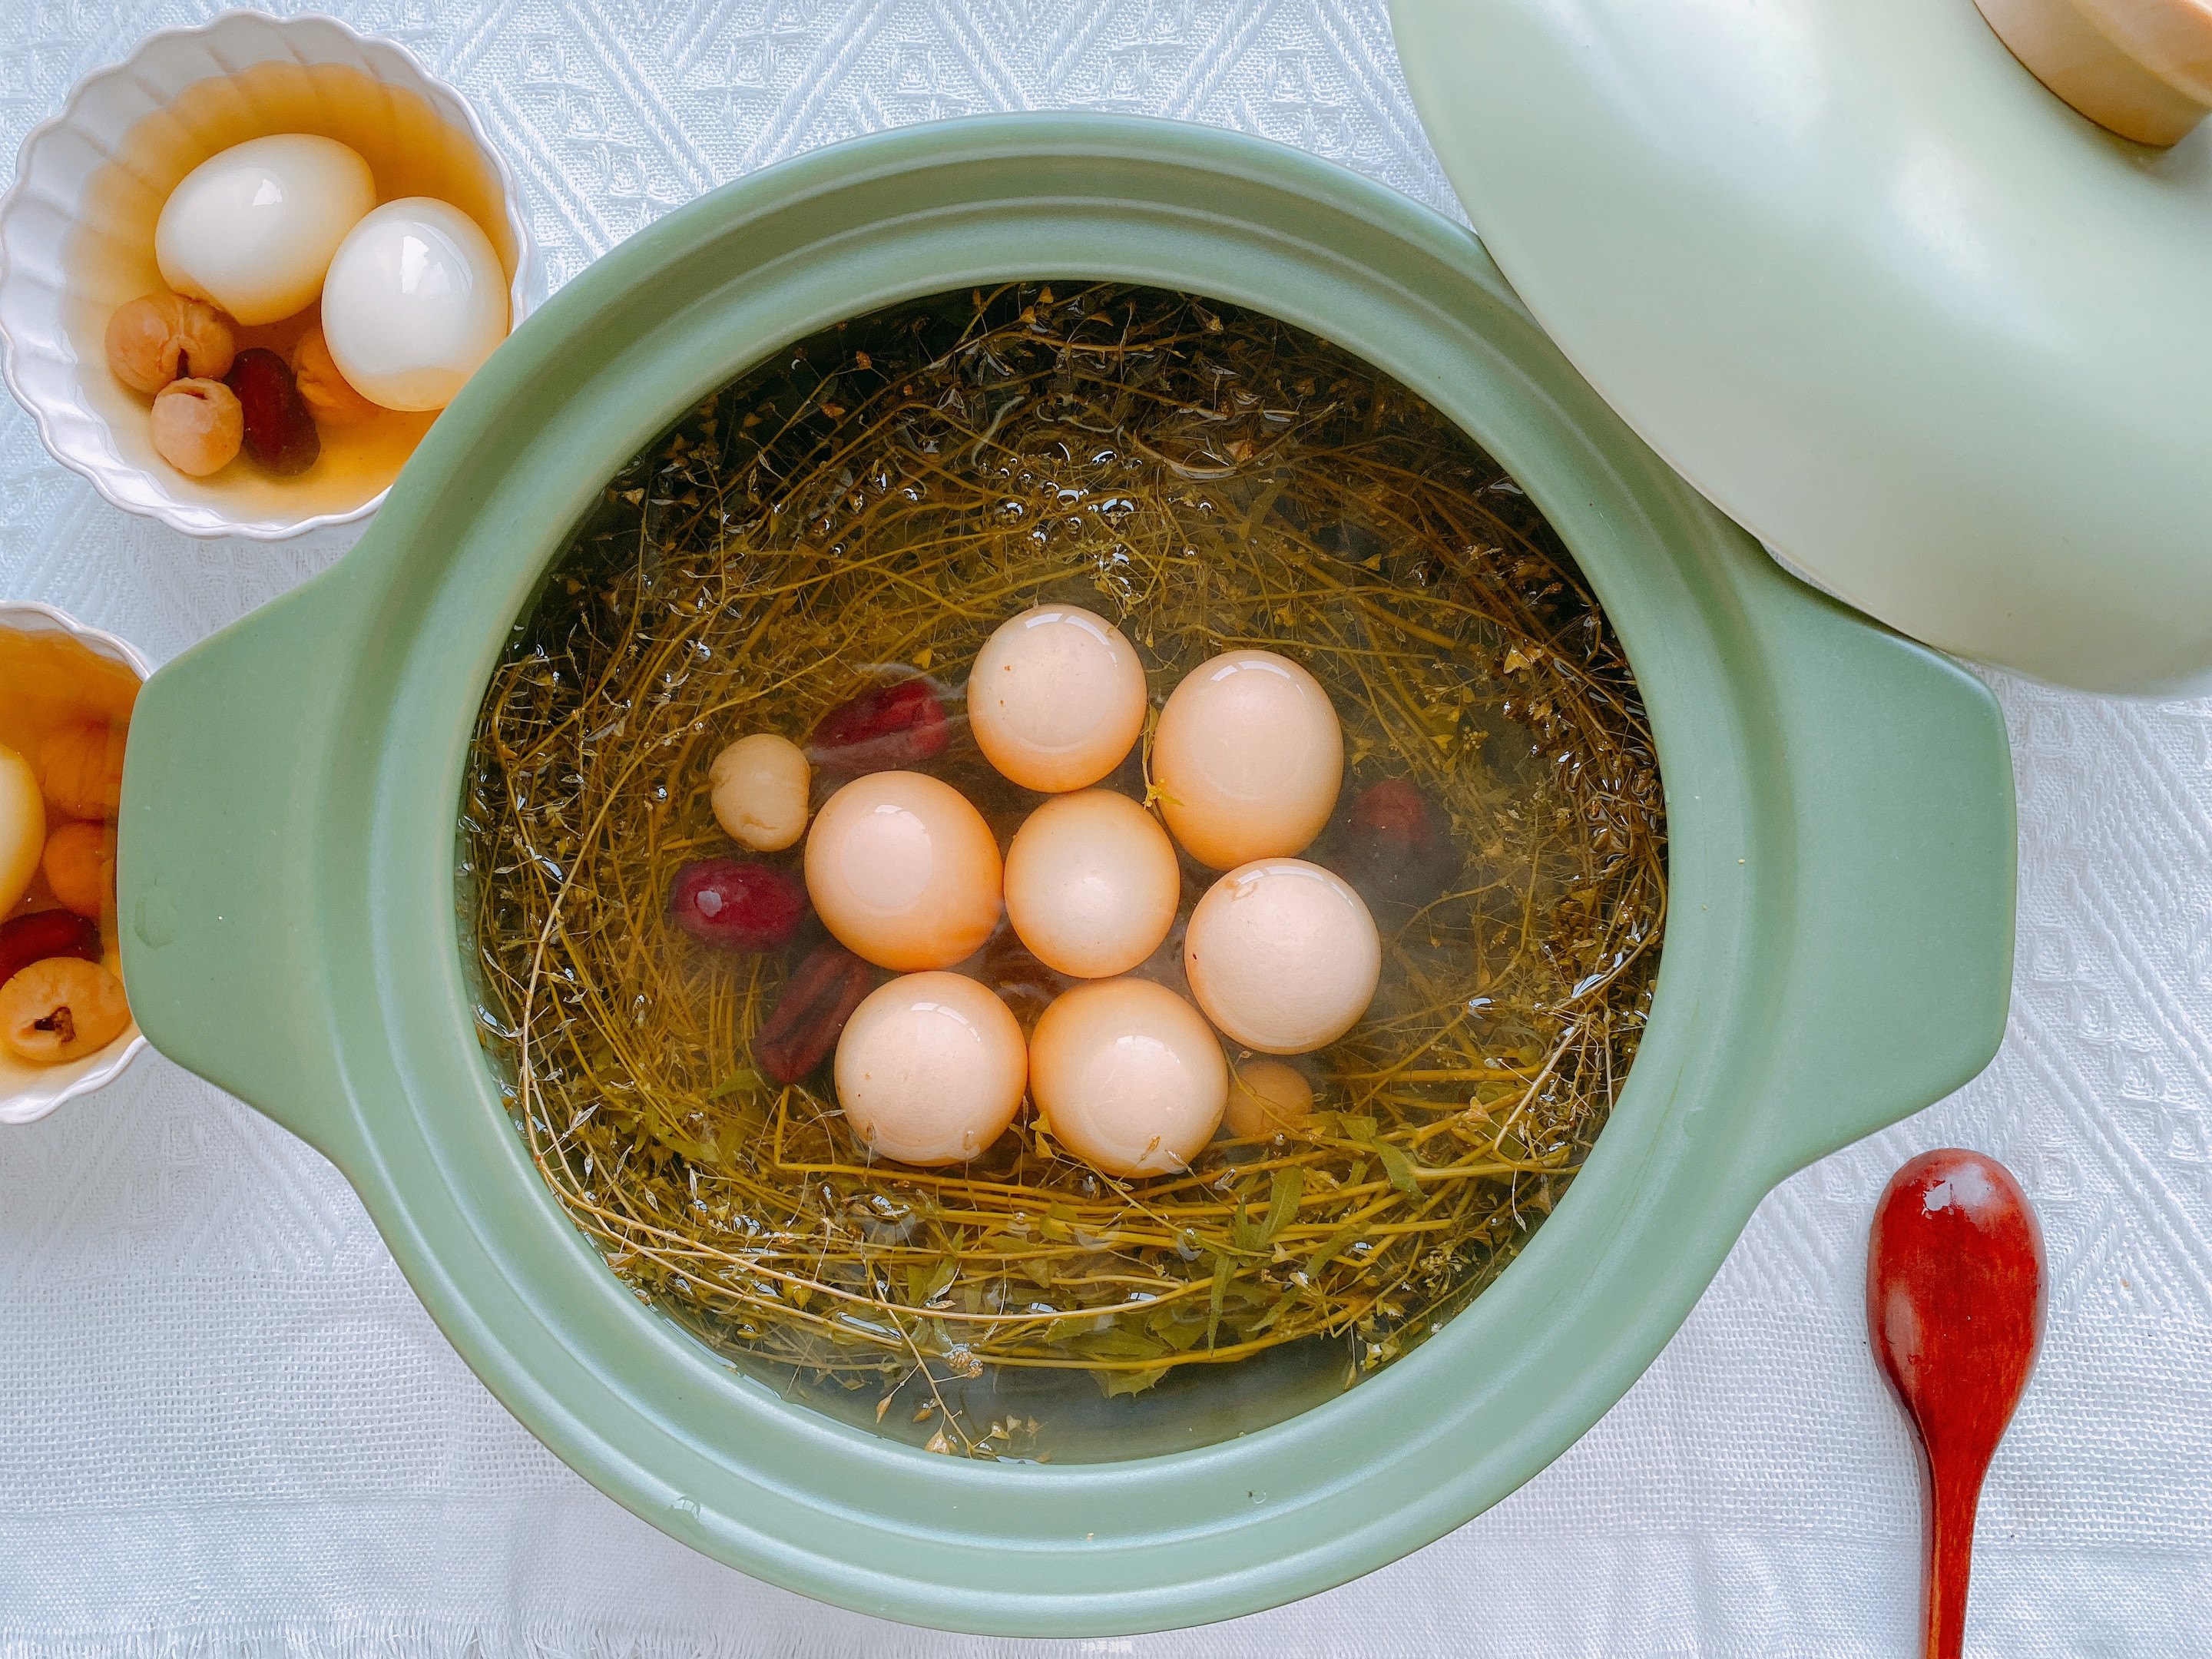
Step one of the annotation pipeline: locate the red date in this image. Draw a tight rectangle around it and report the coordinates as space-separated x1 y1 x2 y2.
0 909 103 989
671 859 807 952
224 347 320 475
808 678 949 776
753 942 876 1083
1335 779 1459 907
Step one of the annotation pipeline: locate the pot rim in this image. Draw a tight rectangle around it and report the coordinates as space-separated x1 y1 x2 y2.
117 116 2014 1634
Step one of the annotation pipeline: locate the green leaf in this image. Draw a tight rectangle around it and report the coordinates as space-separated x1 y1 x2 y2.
1207 1252 1232 1348
1306 1223 1367 1275
1228 1194 1263 1253
1259 1167 1306 1243
1376 1143 1419 1194
902 1256 959 1305
1155 1316 1205 1353
1071 1326 1167 1361
1095 1365 1168 1398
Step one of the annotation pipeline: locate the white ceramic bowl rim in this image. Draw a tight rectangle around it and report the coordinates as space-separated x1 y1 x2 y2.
0 8 538 541
0 600 150 1125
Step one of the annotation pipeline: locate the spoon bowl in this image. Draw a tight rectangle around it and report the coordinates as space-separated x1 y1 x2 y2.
1868 1148 2046 1658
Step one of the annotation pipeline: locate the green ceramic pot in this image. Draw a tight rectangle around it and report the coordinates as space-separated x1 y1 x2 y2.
115 117 2013 1636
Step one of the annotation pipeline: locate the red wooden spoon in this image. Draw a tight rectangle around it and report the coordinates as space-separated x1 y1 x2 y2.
1866 1149 2045 1659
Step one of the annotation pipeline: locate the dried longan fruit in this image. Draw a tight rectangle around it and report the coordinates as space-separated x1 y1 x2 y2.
35 720 125 821
709 733 812 851
41 821 115 919
0 957 130 1065
292 326 381 426
151 377 243 476
105 291 236 395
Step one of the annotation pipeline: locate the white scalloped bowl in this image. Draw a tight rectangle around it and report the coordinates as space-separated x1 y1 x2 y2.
0 601 151 1126
0 11 537 541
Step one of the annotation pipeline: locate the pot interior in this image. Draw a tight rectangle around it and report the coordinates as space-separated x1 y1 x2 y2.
455 280 1665 1463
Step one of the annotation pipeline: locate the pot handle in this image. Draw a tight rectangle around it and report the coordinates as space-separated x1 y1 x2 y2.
117 565 366 1172
1745 588 2016 1183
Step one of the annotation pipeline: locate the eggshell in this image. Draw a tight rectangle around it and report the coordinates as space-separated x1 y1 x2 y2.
321 197 508 412
0 745 44 916
967 604 1147 792
1030 978 1227 1177
155 134 374 326
1152 649 1342 869
1224 1059 1314 1139
1003 790 1179 979
1184 859 1380 1054
834 972 1026 1166
803 771 1002 971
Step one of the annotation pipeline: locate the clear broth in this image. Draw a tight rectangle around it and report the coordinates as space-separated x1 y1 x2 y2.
462 284 1664 1460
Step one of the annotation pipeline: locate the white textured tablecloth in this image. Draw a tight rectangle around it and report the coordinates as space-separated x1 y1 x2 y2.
5 4 2210 1655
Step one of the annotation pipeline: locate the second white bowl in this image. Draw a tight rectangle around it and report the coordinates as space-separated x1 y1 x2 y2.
0 601 150 1127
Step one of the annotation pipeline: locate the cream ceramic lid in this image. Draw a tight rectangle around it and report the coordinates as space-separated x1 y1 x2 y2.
1391 0 2212 696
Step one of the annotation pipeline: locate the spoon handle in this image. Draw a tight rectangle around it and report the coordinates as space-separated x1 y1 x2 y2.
1924 1445 1992 1659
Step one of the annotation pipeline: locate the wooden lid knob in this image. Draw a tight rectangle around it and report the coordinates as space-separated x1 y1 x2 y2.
1976 0 2212 145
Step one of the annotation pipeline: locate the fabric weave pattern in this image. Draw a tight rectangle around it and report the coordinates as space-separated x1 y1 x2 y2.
3 4 2209 1654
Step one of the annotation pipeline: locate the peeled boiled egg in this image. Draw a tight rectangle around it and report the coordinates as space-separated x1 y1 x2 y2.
1030 978 1227 1177
1224 1058 1314 1139
1151 649 1342 869
834 972 1027 1166
967 604 1147 792
1184 859 1380 1054
804 770 1002 971
320 198 508 412
1003 790 1179 979
0 745 44 917
155 134 374 326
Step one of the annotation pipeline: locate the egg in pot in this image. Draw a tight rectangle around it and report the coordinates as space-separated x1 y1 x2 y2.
803 770 1002 971
1224 1058 1313 1138
1151 649 1343 869
1184 858 1380 1054
966 604 1147 792
321 197 508 412
834 972 1027 1166
1030 978 1227 1177
155 134 374 326
1002 790 1179 979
